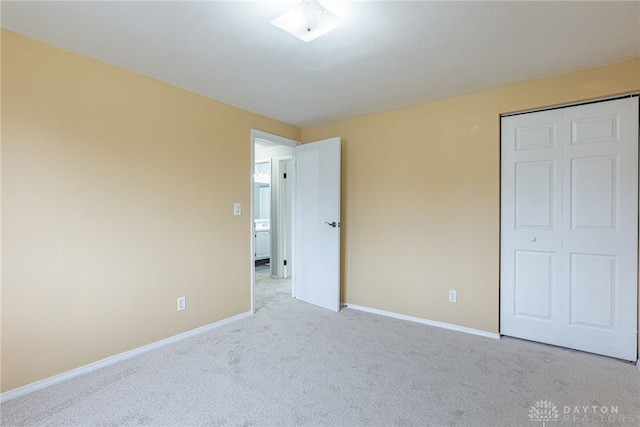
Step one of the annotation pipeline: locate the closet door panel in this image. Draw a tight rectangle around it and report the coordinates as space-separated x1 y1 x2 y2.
501 109 563 345
561 97 638 361
502 97 638 361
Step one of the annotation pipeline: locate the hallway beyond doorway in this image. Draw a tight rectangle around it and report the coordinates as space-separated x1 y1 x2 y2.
254 269 291 312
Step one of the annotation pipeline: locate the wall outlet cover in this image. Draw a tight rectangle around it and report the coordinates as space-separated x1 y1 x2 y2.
448 290 457 303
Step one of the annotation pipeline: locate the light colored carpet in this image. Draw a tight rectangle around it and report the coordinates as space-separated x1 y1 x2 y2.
2 275 639 426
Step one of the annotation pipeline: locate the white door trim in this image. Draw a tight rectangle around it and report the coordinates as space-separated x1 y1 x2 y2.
277 156 293 279
501 93 640 118
250 130 300 315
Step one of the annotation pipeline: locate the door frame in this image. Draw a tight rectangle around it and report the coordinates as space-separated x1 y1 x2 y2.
250 130 300 314
498 93 640 360
277 156 293 279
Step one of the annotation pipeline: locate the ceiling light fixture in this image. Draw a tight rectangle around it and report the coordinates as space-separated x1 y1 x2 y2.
270 0 341 43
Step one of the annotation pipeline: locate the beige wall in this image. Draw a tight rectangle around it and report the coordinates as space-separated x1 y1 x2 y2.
1 30 300 392
2 28 639 393
302 58 640 345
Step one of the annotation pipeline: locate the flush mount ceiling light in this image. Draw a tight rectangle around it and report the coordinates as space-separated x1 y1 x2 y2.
270 0 341 43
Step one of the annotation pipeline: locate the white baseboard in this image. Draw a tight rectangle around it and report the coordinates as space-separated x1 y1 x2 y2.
343 302 500 340
0 311 252 403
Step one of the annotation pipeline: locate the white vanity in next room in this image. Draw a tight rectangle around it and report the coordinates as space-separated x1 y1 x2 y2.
254 219 270 261
254 161 271 262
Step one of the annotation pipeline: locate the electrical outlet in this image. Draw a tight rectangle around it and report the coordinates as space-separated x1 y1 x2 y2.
177 296 186 311
448 290 457 303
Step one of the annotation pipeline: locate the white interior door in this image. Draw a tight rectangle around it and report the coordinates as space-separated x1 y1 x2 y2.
501 97 638 361
500 109 564 346
293 137 341 312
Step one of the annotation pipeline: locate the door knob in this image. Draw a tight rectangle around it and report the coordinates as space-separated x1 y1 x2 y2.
325 221 339 228
530 237 537 242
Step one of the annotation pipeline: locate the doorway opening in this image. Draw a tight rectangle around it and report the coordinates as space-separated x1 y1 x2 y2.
250 130 299 314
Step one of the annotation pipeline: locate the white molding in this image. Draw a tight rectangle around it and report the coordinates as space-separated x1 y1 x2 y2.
343 303 501 340
501 92 640 117
251 129 300 148
277 156 293 280
0 311 252 403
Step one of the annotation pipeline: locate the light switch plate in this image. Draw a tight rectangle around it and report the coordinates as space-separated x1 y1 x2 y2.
234 203 241 216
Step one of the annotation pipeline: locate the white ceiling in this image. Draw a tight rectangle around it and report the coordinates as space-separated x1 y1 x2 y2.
2 1 639 128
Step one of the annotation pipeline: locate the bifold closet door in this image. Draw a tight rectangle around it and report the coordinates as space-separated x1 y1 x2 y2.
501 97 638 361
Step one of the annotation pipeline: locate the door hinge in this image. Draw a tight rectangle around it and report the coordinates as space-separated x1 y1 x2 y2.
283 173 287 179
284 260 287 266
